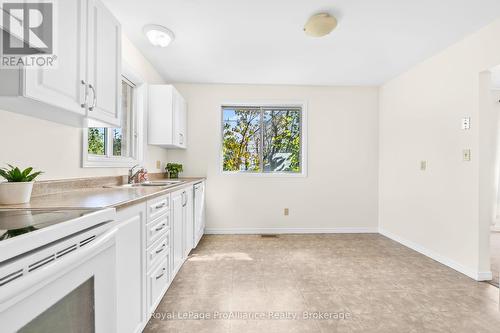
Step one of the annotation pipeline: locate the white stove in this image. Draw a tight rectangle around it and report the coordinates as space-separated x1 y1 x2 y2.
0 208 118 333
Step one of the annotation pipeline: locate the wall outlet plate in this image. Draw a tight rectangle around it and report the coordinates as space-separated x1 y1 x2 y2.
461 117 471 130
284 208 289 216
420 161 427 171
463 149 471 161
156 160 161 169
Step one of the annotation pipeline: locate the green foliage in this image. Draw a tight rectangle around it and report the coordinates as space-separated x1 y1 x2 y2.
0 164 43 182
223 110 261 172
166 163 183 178
88 128 105 155
113 129 122 156
263 110 301 172
222 109 301 173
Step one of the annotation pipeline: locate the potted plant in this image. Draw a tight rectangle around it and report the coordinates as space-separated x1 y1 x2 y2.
0 165 43 204
165 163 183 179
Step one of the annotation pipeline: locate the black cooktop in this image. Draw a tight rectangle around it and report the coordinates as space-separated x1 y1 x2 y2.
0 209 99 241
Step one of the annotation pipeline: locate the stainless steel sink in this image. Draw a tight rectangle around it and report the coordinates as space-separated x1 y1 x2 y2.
105 180 184 189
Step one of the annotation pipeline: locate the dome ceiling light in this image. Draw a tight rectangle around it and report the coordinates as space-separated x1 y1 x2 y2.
143 24 175 47
304 13 338 37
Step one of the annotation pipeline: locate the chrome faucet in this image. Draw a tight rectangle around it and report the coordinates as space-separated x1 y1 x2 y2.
128 164 143 184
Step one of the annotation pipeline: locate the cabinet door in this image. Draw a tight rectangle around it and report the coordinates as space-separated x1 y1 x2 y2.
23 0 86 115
148 85 174 146
172 88 187 148
194 182 205 247
115 203 147 333
87 0 121 126
184 188 194 256
179 97 187 148
171 190 185 276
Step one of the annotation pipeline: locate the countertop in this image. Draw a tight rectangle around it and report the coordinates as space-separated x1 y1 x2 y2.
0 178 205 210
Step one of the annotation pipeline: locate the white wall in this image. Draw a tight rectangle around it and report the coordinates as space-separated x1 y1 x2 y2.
0 35 167 180
168 84 379 232
379 18 500 280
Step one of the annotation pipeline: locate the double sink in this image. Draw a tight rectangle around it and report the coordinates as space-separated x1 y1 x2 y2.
105 180 185 189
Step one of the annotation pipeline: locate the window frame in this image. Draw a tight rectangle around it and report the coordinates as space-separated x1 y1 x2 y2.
82 62 145 168
219 101 308 178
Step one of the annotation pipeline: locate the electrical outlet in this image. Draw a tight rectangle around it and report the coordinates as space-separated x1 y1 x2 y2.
156 161 161 169
284 208 289 216
463 149 471 161
420 161 427 171
461 117 471 130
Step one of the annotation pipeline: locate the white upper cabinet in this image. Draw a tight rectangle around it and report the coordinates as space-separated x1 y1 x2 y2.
23 0 87 118
0 0 121 128
86 0 122 126
148 85 187 149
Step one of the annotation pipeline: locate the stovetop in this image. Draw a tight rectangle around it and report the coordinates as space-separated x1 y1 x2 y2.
0 209 100 241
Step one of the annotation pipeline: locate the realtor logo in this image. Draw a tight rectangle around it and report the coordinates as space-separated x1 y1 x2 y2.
2 2 53 54
1 1 56 67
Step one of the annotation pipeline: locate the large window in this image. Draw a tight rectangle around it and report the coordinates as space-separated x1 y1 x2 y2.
221 104 306 175
83 66 144 167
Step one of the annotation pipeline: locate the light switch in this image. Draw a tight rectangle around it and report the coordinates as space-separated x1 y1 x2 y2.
156 160 161 169
420 161 427 171
463 149 471 161
284 208 289 216
461 117 471 130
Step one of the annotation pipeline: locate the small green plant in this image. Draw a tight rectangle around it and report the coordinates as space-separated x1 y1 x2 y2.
0 164 43 182
165 163 183 179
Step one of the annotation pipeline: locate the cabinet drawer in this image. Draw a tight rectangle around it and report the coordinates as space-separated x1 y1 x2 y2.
147 234 169 271
147 195 170 221
147 213 170 246
147 256 170 312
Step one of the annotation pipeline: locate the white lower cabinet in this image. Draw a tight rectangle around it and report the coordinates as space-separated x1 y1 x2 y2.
146 233 169 271
147 253 170 314
184 188 194 258
171 189 185 277
115 184 200 333
115 203 147 333
171 187 195 276
193 182 206 247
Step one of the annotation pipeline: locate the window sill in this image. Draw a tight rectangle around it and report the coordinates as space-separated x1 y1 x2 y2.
83 156 140 168
221 171 307 178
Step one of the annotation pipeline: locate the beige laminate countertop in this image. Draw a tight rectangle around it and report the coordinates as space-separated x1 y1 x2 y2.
0 178 205 210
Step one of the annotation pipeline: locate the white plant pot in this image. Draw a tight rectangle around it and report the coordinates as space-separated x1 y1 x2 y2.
0 181 34 205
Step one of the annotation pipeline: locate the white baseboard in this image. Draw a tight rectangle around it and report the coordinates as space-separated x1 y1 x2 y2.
379 228 491 281
477 271 493 281
204 227 379 235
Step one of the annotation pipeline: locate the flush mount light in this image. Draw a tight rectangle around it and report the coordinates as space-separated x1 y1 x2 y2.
304 13 337 37
143 24 175 47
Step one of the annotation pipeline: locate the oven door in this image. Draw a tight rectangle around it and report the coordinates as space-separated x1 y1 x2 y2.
0 227 118 333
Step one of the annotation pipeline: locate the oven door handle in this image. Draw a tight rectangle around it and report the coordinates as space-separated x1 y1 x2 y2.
0 227 118 308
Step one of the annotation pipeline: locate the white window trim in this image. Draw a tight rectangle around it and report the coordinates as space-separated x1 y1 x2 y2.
219 100 308 178
82 62 145 168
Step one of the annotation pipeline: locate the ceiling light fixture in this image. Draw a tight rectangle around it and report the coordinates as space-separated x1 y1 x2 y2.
304 13 337 37
143 24 175 47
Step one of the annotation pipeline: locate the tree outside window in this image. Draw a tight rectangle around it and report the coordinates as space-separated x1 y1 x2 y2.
222 105 303 173
87 78 135 158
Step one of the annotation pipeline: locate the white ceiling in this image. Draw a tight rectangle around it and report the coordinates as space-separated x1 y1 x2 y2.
103 0 500 86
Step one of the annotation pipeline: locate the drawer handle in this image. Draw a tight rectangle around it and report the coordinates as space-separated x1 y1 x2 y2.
155 202 167 209
156 268 166 280
155 244 166 254
155 223 166 232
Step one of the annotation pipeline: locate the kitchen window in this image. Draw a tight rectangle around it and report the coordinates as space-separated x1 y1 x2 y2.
221 103 307 176
83 65 145 167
